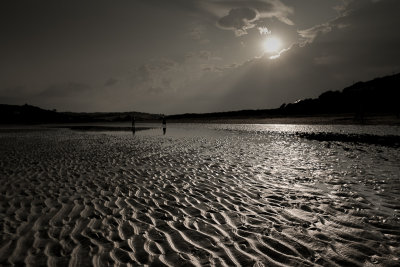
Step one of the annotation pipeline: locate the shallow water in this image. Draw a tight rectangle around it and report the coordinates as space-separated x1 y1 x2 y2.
74 122 400 136
1 124 399 266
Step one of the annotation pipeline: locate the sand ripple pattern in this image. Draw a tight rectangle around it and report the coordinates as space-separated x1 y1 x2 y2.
1 128 399 266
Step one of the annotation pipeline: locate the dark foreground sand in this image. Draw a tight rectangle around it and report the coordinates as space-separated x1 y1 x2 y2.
0 128 399 266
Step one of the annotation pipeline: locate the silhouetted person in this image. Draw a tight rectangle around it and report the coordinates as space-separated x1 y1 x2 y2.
355 100 365 124
162 115 166 135
132 115 136 135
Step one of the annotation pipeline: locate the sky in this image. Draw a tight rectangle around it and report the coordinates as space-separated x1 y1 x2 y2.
1 0 399 114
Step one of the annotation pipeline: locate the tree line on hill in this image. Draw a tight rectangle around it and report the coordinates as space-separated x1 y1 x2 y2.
168 73 399 120
281 73 399 116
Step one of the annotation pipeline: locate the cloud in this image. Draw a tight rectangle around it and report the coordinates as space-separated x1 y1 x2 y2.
258 26 271 35
176 0 400 113
0 85 28 97
131 58 181 94
200 0 293 36
296 0 384 46
185 50 213 61
298 23 332 45
298 0 400 48
0 85 31 104
38 82 92 98
217 7 259 36
6 0 397 115
124 51 229 107
188 25 210 44
104 78 118 86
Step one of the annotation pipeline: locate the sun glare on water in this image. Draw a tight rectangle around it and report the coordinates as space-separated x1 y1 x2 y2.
263 37 282 53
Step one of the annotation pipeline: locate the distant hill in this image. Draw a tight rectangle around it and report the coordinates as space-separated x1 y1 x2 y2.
0 104 65 124
1 73 399 124
0 104 160 124
281 73 399 116
168 73 400 120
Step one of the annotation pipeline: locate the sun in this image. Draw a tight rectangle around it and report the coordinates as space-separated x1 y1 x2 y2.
263 36 282 53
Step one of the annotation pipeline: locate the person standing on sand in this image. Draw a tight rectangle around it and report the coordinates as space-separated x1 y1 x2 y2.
132 115 136 135
162 115 166 135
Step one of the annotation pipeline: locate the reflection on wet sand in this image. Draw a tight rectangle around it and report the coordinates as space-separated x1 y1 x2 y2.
0 125 399 266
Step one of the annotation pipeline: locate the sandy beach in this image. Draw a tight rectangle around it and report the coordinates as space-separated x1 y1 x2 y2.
1 125 399 266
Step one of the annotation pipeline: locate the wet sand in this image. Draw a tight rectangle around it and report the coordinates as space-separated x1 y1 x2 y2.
169 114 400 125
1 127 399 266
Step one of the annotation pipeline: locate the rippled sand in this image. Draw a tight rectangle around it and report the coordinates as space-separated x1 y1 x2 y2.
1 127 399 266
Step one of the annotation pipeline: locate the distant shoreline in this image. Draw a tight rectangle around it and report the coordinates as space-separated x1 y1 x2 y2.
0 114 399 127
168 114 400 125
